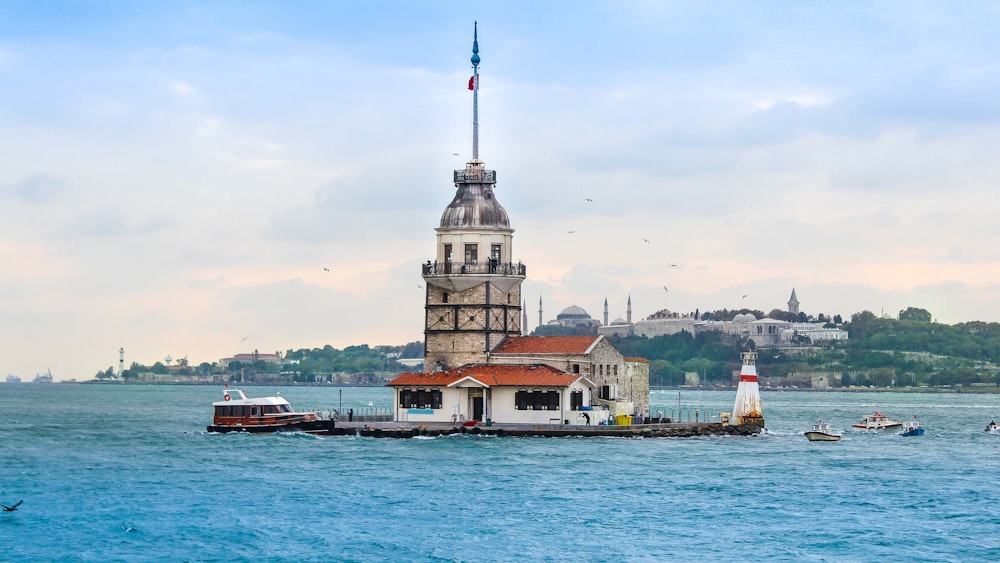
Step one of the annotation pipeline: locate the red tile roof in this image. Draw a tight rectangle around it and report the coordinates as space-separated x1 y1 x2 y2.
491 335 600 355
388 364 580 388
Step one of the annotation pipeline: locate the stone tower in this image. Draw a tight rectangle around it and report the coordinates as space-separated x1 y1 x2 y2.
422 24 525 371
788 288 800 315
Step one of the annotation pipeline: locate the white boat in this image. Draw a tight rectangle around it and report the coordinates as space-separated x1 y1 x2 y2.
207 389 336 434
852 411 902 430
5 374 20 383
985 421 1000 434
805 419 842 442
900 416 924 437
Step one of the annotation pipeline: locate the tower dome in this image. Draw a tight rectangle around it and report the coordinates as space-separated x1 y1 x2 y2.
439 161 510 228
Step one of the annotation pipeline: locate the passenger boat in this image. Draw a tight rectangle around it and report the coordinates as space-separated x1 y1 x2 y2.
851 411 902 430
899 416 924 437
985 421 1000 434
207 389 335 434
805 419 842 442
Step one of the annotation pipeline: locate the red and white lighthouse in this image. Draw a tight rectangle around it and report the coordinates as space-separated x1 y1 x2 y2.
732 349 765 426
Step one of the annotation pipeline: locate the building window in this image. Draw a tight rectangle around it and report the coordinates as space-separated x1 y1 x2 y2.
465 244 478 264
491 244 501 261
444 244 452 262
613 365 618 376
573 364 580 374
401 388 442 409
515 389 560 410
570 390 583 410
442 292 449 303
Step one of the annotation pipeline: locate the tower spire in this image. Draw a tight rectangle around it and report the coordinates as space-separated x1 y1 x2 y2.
471 21 481 160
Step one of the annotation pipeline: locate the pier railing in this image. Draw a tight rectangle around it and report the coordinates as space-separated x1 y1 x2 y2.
422 261 526 277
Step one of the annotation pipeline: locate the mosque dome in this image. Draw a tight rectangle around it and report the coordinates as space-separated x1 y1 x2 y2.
611 317 629 326
733 313 758 322
557 305 590 319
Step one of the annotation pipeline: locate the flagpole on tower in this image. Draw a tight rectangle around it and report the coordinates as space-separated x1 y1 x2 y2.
471 21 480 161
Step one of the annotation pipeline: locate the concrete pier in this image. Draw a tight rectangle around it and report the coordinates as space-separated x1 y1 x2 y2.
323 421 762 439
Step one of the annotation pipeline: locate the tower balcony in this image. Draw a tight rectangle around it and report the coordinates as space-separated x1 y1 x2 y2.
422 260 525 278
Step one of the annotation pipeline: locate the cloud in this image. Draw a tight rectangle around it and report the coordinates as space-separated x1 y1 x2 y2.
0 174 70 202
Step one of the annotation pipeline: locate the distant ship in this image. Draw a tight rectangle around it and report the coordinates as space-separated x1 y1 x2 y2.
33 369 53 384
6 374 20 384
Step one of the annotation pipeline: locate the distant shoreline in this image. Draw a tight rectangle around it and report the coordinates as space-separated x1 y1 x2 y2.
46 380 1000 394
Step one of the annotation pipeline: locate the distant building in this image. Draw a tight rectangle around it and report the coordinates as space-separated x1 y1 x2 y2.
219 350 284 369
788 288 800 315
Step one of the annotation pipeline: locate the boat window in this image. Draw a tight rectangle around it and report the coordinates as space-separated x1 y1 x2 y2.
251 407 259 417
215 406 225 416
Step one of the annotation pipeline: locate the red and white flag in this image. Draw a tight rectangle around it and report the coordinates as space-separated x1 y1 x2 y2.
468 75 477 90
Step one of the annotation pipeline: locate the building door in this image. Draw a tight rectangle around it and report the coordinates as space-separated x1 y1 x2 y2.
472 396 484 421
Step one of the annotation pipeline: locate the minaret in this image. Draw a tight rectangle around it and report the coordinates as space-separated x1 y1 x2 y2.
603 298 609 327
627 294 632 324
538 296 543 329
732 349 764 427
522 300 528 335
788 288 800 315
422 23 525 371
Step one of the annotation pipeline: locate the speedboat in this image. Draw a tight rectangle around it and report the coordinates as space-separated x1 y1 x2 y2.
899 416 924 437
985 421 1000 434
805 419 842 442
207 389 335 434
852 411 902 430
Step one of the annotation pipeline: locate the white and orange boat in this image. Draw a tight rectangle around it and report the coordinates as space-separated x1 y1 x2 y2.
851 411 902 430
207 389 335 434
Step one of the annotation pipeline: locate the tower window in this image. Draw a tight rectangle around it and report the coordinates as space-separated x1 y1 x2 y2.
444 244 453 262
442 292 448 303
464 244 478 264
491 244 501 261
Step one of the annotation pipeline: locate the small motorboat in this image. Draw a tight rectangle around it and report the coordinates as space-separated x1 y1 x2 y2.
985 421 1000 434
899 416 924 437
852 411 902 430
207 389 335 434
805 419 842 442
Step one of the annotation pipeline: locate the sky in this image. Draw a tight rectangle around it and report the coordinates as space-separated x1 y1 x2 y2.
2 1 1000 380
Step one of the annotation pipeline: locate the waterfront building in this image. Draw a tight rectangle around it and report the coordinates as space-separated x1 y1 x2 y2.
420 23 524 372
389 26 649 426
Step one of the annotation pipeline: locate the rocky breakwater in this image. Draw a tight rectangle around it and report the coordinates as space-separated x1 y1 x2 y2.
329 422 763 439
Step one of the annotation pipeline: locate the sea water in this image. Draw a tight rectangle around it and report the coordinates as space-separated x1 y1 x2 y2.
3 384 1000 561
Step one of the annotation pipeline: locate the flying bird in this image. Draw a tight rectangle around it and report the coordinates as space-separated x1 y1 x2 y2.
1 500 22 512
585 198 593 202
567 230 576 234
742 294 748 299
643 239 650 243
323 267 329 271
417 284 423 289
240 336 249 342
663 286 669 293
669 264 678 267
452 153 460 156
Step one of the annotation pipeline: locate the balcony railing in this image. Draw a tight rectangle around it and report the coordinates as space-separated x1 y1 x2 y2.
422 260 526 277
454 168 496 183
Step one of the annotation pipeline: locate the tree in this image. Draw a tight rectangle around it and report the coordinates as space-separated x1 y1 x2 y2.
899 307 932 323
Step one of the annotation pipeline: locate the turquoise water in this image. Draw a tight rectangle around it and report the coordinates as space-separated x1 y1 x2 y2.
3 384 1000 561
